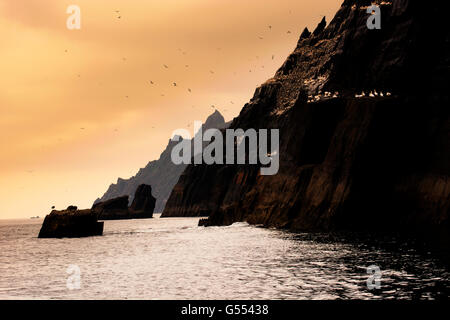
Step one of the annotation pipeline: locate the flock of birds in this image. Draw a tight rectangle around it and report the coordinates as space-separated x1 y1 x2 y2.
307 90 392 103
355 90 392 98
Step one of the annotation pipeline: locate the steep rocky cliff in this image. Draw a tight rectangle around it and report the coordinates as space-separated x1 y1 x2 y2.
161 0 449 246
95 110 228 212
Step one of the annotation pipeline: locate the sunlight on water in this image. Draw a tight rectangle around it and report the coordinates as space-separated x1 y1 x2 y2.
0 216 448 300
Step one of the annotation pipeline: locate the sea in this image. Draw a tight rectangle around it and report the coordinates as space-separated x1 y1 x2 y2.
0 215 448 300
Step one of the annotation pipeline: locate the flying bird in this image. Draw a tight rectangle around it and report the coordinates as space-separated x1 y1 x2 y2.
163 64 169 69
188 88 192 93
150 81 154 85
173 82 177 87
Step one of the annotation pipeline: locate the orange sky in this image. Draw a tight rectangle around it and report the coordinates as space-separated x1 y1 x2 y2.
0 0 341 219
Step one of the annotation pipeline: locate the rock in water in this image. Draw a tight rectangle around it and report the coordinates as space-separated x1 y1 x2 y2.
93 184 156 220
92 196 130 220
129 184 156 218
38 207 103 238
162 0 450 253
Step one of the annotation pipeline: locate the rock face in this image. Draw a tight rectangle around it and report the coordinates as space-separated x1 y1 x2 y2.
94 110 228 213
93 184 156 220
161 0 450 247
129 184 156 216
38 206 103 238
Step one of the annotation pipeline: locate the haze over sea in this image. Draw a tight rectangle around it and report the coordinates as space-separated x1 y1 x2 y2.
0 215 449 300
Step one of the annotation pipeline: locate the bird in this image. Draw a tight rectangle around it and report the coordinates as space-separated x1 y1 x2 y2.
117 16 121 19
268 25 272 30
51 206 55 209
163 64 169 69
287 30 292 34
185 65 189 68
272 55 275 60
150 81 154 85
258 36 264 40
188 88 192 93
210 70 215 74
173 82 177 87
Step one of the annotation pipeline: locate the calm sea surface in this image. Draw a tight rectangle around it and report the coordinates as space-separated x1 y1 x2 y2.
0 215 448 300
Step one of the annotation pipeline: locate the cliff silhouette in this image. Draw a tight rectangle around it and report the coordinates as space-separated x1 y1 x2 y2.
95 110 228 213
162 0 449 250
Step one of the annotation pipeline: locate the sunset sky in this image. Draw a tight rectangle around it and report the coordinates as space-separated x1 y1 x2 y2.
0 0 341 219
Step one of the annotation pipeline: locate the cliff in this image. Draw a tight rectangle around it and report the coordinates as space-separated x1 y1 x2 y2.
161 0 450 246
38 206 103 238
94 110 228 213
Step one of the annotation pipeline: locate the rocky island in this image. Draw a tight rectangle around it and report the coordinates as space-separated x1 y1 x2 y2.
38 206 104 238
93 184 156 220
38 184 156 238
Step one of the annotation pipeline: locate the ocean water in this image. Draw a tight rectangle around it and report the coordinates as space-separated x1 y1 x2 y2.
0 215 448 300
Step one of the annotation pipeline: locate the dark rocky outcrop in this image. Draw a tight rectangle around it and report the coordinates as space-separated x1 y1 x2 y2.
93 184 156 220
38 206 103 238
129 184 156 216
162 0 450 251
94 111 228 213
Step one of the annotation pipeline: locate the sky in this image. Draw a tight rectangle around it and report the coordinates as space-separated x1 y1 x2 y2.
0 0 341 219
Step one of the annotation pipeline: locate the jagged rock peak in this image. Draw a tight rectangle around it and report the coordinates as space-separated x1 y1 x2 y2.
299 27 311 40
203 110 225 129
312 16 327 36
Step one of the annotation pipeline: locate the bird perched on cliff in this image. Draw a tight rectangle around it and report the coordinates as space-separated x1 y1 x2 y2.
51 206 55 209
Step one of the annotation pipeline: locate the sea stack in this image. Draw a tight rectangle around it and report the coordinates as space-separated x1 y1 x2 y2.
38 206 104 238
93 184 156 220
